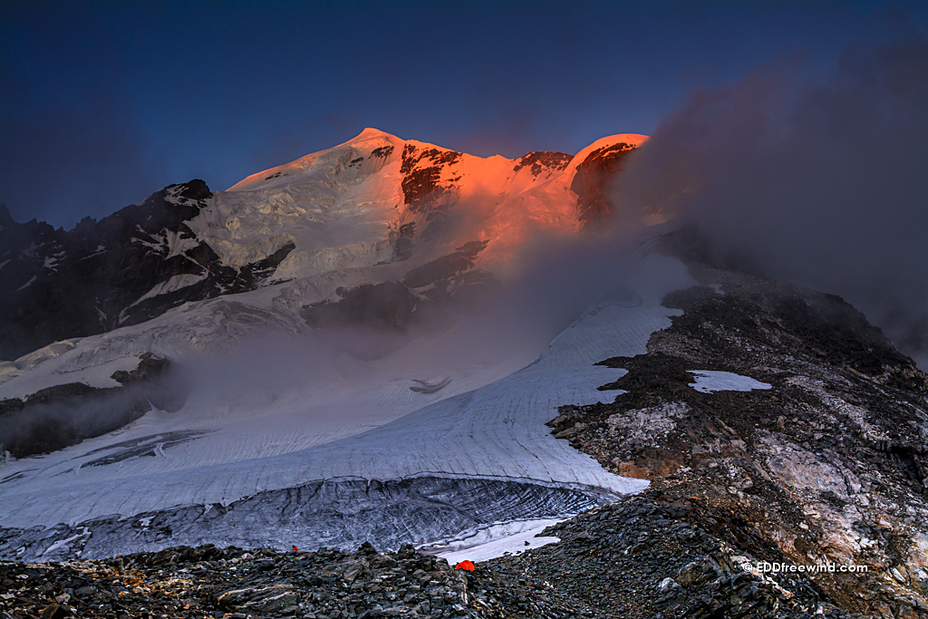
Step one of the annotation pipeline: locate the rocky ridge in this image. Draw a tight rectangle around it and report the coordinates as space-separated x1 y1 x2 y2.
544 236 928 618
0 182 294 361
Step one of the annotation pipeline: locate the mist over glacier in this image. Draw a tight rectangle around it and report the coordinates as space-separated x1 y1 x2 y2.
181 218 676 427
610 37 928 368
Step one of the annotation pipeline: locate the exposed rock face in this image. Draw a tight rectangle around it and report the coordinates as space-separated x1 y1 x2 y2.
400 144 463 211
0 181 294 361
301 241 497 338
513 151 572 176
392 221 417 261
401 240 496 307
302 281 419 333
547 253 928 617
570 142 639 228
402 241 488 290
398 143 466 242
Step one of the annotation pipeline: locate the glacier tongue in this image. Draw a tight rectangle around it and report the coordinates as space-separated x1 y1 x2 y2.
0 253 692 560
2 477 614 562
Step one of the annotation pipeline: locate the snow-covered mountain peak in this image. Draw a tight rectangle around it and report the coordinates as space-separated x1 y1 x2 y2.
343 127 400 144
1 129 652 365
227 129 403 194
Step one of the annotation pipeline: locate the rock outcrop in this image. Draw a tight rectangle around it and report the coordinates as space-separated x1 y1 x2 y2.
546 241 928 618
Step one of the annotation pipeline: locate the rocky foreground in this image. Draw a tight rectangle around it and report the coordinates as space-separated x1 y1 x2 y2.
0 491 880 619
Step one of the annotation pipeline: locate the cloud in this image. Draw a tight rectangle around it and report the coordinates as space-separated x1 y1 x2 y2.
611 37 928 365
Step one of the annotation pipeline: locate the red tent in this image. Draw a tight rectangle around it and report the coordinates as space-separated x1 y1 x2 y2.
454 560 475 571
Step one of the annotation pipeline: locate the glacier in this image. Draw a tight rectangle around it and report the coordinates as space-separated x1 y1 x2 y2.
0 251 693 561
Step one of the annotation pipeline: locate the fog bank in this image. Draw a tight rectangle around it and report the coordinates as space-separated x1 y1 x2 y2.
613 37 928 367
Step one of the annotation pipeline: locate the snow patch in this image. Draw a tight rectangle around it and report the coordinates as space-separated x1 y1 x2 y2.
688 370 772 393
132 227 166 251
40 527 90 558
43 253 65 272
131 272 208 306
431 518 563 564
78 245 107 261
164 230 200 258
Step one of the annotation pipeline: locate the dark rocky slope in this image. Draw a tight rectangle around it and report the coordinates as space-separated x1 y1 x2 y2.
570 141 638 228
0 499 872 619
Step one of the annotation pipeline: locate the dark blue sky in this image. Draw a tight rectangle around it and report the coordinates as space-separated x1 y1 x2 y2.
2 0 925 229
